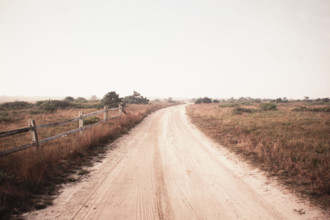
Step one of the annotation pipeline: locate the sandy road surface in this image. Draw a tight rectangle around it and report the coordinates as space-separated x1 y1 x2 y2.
25 105 327 219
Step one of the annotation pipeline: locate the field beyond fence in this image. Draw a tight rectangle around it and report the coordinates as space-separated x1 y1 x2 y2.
187 102 330 210
0 105 122 157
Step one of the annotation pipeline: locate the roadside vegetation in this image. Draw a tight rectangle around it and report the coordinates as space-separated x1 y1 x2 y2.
0 91 177 218
187 97 330 210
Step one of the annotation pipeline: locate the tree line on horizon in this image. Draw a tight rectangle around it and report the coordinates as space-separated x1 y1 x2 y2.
0 91 150 115
193 96 329 104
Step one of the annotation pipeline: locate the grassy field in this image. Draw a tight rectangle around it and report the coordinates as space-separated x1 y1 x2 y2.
187 102 330 210
0 101 174 218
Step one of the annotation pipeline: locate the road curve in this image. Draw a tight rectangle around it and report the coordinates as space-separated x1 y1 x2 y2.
25 105 327 220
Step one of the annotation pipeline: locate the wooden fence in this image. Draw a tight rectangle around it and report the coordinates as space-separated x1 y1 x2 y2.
0 105 123 157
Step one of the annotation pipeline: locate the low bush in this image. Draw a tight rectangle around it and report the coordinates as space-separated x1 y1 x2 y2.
84 117 100 125
292 106 307 112
33 100 73 113
195 97 212 104
293 106 330 112
29 109 43 115
260 103 277 111
36 100 71 109
218 103 239 108
63 96 75 102
0 112 12 122
75 97 88 103
232 107 254 115
0 101 32 110
123 91 149 105
310 107 330 112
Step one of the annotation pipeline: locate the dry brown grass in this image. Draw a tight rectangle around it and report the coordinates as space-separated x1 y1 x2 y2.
0 102 174 218
187 102 330 210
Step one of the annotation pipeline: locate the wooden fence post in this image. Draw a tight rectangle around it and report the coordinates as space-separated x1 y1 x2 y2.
79 111 83 134
29 119 39 149
104 106 108 121
119 104 122 117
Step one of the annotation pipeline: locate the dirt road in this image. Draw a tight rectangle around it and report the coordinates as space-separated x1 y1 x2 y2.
25 105 327 219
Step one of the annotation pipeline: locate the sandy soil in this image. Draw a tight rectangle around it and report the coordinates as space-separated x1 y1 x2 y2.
24 105 328 219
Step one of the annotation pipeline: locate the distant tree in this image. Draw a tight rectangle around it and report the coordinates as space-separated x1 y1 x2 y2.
304 96 310 102
76 97 87 102
322 97 329 103
167 97 175 103
123 91 149 105
202 97 212 103
238 97 249 102
213 99 219 103
276 98 283 103
195 97 213 104
228 97 235 102
64 96 74 102
195 98 203 104
102 91 122 108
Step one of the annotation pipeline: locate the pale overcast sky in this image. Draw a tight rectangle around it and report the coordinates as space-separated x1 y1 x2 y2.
1 0 329 99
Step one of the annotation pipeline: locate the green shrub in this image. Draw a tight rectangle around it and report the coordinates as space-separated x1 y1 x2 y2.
293 106 330 112
195 98 202 104
63 96 75 102
29 109 43 115
202 97 212 103
0 111 13 122
75 97 88 103
219 103 239 108
89 103 104 109
0 101 32 110
123 91 149 105
321 98 329 103
260 103 277 111
84 117 100 125
310 107 330 112
102 91 122 107
0 112 9 117
42 102 57 113
233 107 254 115
36 100 71 109
194 97 212 104
33 100 72 113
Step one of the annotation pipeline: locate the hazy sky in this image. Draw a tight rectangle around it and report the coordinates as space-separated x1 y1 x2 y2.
1 0 329 99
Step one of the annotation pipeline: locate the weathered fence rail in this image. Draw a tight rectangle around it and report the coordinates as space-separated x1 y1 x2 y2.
0 105 122 157
0 127 31 138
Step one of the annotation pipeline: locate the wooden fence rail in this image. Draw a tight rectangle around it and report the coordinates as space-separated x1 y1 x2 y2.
0 105 122 157
0 127 31 138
